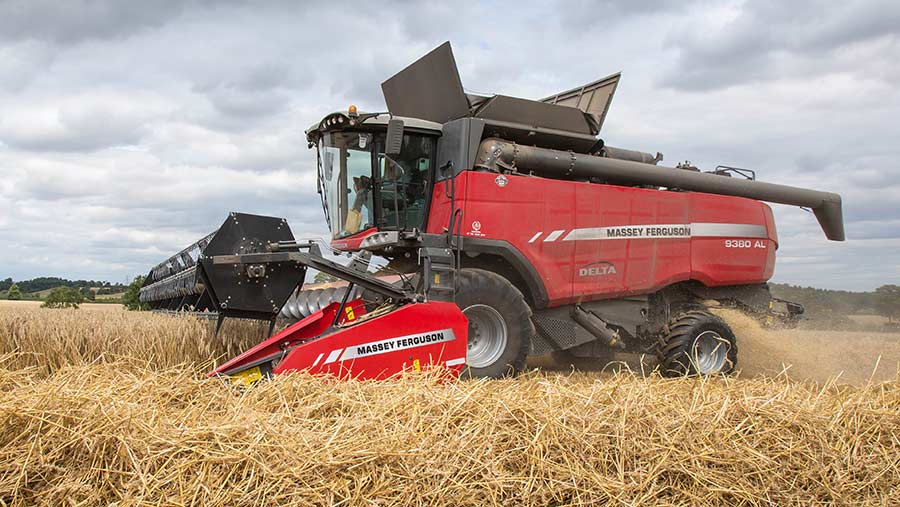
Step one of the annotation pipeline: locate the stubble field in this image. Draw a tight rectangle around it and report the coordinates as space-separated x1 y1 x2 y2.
1 300 899 506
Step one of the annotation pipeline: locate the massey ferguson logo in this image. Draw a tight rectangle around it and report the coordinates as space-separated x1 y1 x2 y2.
338 329 457 361
578 261 617 277
468 220 486 237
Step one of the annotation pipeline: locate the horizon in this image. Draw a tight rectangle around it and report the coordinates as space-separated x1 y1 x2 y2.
0 274 891 295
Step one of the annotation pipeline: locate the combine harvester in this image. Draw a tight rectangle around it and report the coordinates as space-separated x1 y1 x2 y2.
140 43 844 383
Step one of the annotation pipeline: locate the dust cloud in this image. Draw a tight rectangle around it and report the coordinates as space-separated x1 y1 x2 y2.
715 309 900 385
534 309 900 385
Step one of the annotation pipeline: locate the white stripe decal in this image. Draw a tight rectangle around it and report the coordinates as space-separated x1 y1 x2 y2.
311 352 325 367
528 232 542 243
446 357 466 367
323 349 343 365
563 224 689 241
558 222 767 241
544 229 566 242
691 222 767 238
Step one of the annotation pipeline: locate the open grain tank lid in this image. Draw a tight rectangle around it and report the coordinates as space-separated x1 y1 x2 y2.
381 41 620 136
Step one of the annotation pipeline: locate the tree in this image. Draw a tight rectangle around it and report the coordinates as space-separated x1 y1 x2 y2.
6 283 22 300
313 271 339 284
874 285 900 323
122 276 149 311
79 286 96 301
0 278 12 291
41 287 85 309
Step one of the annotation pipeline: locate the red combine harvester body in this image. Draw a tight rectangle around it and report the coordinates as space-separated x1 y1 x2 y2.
426 171 778 304
140 42 844 382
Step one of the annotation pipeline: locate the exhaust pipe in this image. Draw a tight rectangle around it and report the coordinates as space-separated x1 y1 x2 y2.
475 138 844 241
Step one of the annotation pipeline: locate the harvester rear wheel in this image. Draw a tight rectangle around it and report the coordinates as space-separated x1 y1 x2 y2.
456 269 532 378
659 310 737 377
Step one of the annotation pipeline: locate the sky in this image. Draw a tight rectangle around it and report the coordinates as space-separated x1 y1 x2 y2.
0 0 898 290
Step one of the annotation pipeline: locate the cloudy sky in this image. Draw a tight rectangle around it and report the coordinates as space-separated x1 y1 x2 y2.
1 0 898 290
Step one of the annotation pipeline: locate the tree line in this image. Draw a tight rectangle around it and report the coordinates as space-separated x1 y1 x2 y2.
0 277 127 295
770 283 900 323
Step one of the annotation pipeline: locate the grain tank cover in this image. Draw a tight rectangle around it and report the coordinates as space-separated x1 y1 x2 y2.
381 42 617 136
381 42 471 124
540 72 620 133
472 95 596 135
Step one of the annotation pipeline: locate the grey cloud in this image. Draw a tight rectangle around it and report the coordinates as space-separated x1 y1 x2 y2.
0 116 144 152
0 0 190 44
660 0 900 90
203 86 292 119
555 0 687 29
0 41 55 92
189 61 313 125
0 96 163 152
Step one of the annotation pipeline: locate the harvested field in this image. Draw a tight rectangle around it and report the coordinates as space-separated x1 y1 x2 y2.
1 306 899 506
719 309 900 385
538 309 900 385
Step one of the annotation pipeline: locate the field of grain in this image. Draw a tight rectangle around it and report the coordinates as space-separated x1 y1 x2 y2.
1 304 899 506
0 299 126 312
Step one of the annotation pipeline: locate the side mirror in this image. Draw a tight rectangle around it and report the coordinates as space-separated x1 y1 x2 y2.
385 118 404 156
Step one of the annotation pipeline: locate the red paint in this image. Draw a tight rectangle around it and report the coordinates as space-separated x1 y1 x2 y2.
330 227 378 251
427 171 778 308
208 300 468 380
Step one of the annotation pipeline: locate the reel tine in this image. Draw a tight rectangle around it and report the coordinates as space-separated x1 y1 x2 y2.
140 229 218 310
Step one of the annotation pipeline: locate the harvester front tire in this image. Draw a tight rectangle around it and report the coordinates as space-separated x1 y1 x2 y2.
659 310 737 377
456 269 532 379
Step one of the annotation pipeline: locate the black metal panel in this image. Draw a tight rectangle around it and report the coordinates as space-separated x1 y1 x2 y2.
381 41 470 124
199 213 305 319
579 298 648 337
381 42 612 141
532 306 596 351
212 250 408 302
474 95 594 135
540 72 621 133
529 331 557 356
436 118 486 178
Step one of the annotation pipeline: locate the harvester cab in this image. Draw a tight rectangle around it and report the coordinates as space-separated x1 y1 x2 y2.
141 41 845 382
310 110 443 255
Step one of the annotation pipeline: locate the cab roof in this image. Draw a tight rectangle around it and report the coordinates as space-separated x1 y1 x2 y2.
305 111 442 143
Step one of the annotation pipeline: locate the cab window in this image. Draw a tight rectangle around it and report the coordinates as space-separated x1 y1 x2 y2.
377 133 435 231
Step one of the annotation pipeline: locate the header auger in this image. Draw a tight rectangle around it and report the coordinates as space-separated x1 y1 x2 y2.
141 42 843 382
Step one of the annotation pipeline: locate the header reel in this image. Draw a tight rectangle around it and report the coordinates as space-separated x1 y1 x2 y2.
139 213 306 323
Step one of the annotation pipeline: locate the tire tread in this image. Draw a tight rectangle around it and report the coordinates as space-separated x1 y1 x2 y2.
658 310 738 377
